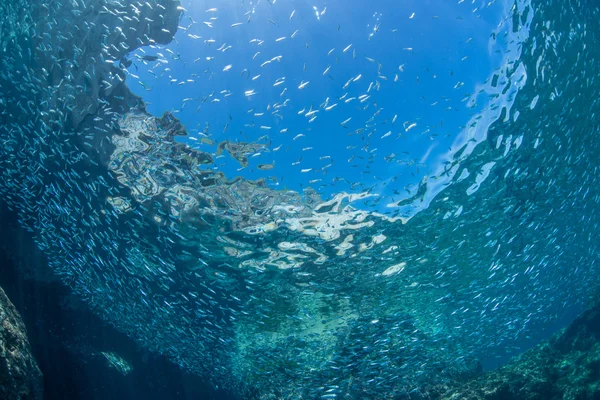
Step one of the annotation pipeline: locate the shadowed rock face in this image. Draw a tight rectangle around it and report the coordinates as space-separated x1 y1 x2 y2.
0 287 42 400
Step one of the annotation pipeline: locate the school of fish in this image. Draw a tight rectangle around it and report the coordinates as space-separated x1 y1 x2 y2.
1 0 600 398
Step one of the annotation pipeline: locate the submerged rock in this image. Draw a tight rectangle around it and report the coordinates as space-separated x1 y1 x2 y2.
0 287 42 400
99 351 133 376
434 297 600 400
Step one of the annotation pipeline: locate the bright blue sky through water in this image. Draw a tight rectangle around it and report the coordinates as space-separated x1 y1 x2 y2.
126 0 507 213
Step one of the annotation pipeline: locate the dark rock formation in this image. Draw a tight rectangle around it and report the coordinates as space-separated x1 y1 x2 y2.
429 297 600 400
0 287 42 400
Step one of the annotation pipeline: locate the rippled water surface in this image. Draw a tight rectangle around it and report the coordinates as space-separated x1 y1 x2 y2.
1 0 600 398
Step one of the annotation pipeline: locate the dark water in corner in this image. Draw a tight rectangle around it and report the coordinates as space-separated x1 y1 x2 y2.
1 0 600 398
0 204 237 400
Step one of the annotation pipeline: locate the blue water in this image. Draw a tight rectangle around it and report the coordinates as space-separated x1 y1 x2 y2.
128 0 506 212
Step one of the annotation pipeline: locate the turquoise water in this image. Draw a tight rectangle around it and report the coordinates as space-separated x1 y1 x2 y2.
1 0 600 398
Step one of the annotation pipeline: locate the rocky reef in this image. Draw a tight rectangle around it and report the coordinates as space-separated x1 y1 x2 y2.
0 287 42 400
425 296 600 400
